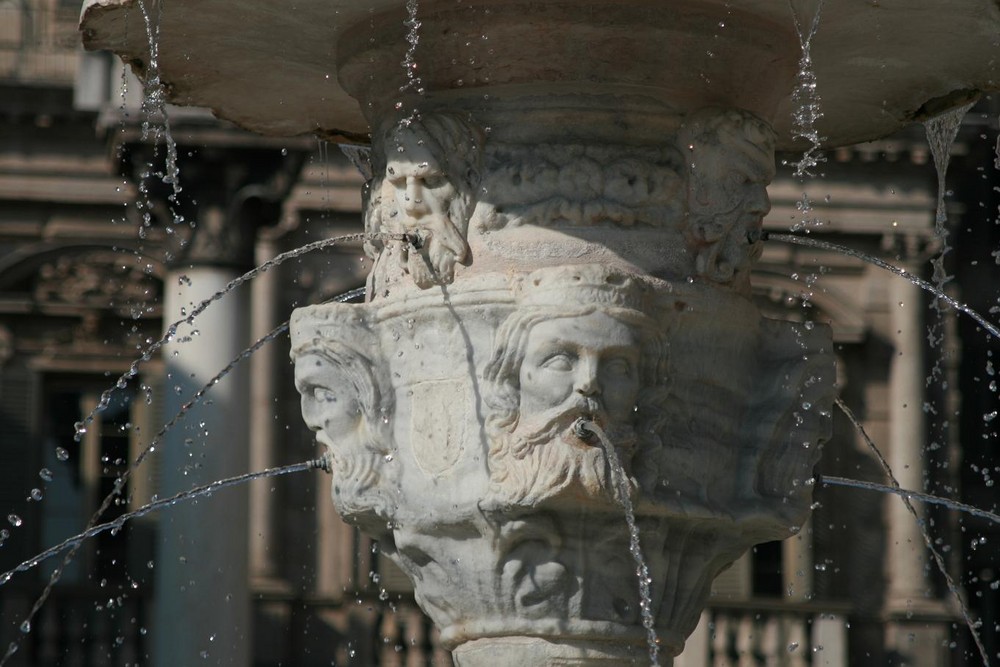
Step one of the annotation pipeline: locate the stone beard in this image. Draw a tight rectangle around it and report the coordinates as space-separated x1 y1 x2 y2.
483 306 668 510
294 340 394 530
366 113 484 288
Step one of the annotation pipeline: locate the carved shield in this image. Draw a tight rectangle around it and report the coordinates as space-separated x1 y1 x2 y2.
410 379 467 476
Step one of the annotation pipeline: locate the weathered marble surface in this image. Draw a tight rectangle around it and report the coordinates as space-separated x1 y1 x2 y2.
291 109 835 664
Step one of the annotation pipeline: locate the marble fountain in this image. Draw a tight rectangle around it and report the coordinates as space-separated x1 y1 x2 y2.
78 1 1000 664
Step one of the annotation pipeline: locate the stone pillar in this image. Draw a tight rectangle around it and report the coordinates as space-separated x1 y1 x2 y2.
153 205 252 667
248 235 279 584
885 271 928 606
883 260 949 666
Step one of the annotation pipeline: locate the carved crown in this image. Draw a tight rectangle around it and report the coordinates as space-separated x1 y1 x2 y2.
514 264 653 312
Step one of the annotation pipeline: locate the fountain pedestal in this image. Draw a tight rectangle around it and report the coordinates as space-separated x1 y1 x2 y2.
288 106 834 664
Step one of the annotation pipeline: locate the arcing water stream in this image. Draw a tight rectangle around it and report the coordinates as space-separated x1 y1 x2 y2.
0 285 365 665
767 232 1000 342
0 459 330 590
835 398 991 666
70 232 368 447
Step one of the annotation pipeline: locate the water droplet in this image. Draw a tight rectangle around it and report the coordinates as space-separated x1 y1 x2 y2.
788 642 800 652
39 468 53 482
56 447 69 462
19 621 30 634
29 489 42 502
8 515 22 528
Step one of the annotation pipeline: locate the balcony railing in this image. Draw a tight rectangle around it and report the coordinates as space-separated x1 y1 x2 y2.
677 601 850 667
0 2 80 85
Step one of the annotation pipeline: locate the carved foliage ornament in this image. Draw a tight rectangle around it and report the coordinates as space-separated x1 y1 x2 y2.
34 250 162 311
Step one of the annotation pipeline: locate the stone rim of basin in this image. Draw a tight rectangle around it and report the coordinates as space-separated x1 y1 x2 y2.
80 0 1000 149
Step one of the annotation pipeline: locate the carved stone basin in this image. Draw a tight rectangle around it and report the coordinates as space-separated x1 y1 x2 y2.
79 0 998 665
81 0 999 146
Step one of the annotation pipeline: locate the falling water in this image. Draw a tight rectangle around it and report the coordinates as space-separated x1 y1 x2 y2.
835 398 990 666
136 0 182 207
400 0 424 98
818 475 1000 527
767 232 1000 341
578 420 660 667
995 108 1000 170
0 460 326 666
926 102 976 236
787 0 826 178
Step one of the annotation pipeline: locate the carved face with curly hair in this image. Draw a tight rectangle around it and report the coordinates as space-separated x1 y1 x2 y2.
294 338 394 532
679 109 776 285
483 295 668 510
366 113 485 288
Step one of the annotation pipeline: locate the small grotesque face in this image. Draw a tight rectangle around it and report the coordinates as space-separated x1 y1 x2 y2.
519 312 642 431
295 352 364 447
385 134 458 227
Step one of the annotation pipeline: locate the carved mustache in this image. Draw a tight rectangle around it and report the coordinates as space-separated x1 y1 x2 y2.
512 397 609 453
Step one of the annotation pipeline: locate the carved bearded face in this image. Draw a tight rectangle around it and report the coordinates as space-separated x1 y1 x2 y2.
682 111 776 282
294 346 392 527
519 312 641 432
485 310 646 509
379 120 478 287
385 135 458 229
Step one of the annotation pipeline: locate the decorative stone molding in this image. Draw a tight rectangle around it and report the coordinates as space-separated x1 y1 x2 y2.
34 250 162 311
473 143 686 232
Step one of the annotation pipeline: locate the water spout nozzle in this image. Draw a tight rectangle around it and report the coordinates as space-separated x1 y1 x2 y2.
310 454 333 474
401 232 423 250
572 418 595 442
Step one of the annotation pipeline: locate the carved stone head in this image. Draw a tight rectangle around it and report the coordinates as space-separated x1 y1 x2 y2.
291 308 395 533
367 112 485 288
679 108 776 287
483 265 669 510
